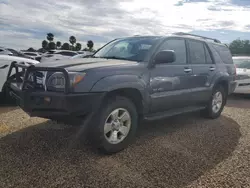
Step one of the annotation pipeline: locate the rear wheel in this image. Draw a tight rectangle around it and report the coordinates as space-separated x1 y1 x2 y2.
202 85 226 119
90 96 138 154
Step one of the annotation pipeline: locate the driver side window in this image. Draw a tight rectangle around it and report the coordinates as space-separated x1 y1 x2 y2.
109 42 129 56
157 39 187 64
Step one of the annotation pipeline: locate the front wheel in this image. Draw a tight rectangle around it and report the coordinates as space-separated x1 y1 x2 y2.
202 86 226 119
90 96 138 154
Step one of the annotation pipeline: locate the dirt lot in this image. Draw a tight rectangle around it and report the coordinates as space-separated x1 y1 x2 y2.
0 95 249 188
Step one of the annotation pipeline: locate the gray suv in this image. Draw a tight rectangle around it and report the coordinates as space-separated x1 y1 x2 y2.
7 32 236 153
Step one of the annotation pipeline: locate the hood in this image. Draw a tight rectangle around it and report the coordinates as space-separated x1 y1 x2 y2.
35 58 138 72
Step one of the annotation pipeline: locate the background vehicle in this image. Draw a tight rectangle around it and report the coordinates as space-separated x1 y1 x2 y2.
0 47 13 55
7 33 236 153
21 52 42 60
7 48 33 59
0 55 39 100
71 51 94 59
40 50 78 62
233 56 250 94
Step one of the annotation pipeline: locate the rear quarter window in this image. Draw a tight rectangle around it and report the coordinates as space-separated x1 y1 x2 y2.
212 44 233 64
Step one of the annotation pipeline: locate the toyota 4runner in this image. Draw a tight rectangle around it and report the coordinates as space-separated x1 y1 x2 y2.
7 33 236 153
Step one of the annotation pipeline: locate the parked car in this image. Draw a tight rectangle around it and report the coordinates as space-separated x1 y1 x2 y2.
0 47 13 55
7 33 236 153
40 50 78 63
21 52 42 60
71 52 94 59
6 48 33 59
0 55 39 100
233 56 250 94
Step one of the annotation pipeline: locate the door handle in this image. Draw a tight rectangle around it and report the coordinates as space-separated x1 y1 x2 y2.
209 67 215 71
184 68 192 73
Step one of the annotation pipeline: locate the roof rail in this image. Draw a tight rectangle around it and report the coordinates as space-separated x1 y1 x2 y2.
173 32 221 43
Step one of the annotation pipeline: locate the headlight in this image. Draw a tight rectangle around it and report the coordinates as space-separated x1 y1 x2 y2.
69 72 86 86
46 72 86 91
47 72 65 89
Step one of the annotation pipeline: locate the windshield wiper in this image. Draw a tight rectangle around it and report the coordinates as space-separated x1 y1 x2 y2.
100 56 130 61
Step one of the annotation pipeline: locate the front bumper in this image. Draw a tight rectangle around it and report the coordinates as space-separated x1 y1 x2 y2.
9 83 105 118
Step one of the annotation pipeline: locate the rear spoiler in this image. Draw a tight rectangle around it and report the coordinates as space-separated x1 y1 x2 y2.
7 61 71 93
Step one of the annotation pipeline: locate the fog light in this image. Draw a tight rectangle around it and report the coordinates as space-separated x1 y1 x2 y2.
44 97 51 103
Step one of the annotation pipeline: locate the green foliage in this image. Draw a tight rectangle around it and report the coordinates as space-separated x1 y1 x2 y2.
41 33 94 52
229 39 250 55
87 40 94 51
69 36 76 46
47 33 54 42
75 43 82 51
56 41 61 49
42 40 48 49
48 42 56 50
61 42 70 50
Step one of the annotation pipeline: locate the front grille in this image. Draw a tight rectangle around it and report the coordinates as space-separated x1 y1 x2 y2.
25 71 47 91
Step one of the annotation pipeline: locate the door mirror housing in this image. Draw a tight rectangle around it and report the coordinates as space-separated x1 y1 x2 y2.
154 50 176 64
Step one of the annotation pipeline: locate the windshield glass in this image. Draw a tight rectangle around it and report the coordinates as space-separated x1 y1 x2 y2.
233 58 250 69
94 37 161 62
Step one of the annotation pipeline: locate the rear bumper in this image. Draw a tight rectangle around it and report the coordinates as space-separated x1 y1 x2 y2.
9 83 105 118
233 79 250 94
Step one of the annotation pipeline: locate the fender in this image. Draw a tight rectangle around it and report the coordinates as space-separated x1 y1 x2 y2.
91 74 151 112
210 71 230 91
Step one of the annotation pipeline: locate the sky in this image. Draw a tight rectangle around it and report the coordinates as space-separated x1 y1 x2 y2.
0 0 250 50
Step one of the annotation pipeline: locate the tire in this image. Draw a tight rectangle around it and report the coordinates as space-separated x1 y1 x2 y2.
90 96 138 154
202 85 227 119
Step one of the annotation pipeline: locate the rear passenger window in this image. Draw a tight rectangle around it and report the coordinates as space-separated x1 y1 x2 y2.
212 44 233 64
188 40 206 64
158 39 187 64
204 45 213 64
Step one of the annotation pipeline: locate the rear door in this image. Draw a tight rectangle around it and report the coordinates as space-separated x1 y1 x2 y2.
149 38 194 113
187 39 216 104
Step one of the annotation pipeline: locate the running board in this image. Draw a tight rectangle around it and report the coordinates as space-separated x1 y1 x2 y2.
144 106 206 121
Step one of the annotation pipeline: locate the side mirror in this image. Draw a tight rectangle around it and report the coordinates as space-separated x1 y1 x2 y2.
154 50 176 64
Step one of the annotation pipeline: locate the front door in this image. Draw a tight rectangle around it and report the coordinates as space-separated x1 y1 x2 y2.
186 39 217 105
149 38 194 113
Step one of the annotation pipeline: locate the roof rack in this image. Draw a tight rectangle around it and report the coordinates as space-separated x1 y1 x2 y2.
173 32 221 43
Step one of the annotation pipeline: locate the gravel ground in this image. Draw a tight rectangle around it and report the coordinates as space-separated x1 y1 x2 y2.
0 105 248 187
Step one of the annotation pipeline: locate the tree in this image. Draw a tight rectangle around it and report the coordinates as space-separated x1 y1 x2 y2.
87 40 94 52
56 41 61 49
69 36 76 48
61 42 70 50
75 43 82 51
229 39 250 55
47 33 54 42
42 40 48 50
48 42 56 50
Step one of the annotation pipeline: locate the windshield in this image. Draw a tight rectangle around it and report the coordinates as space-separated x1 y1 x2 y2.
233 58 250 69
93 37 160 62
